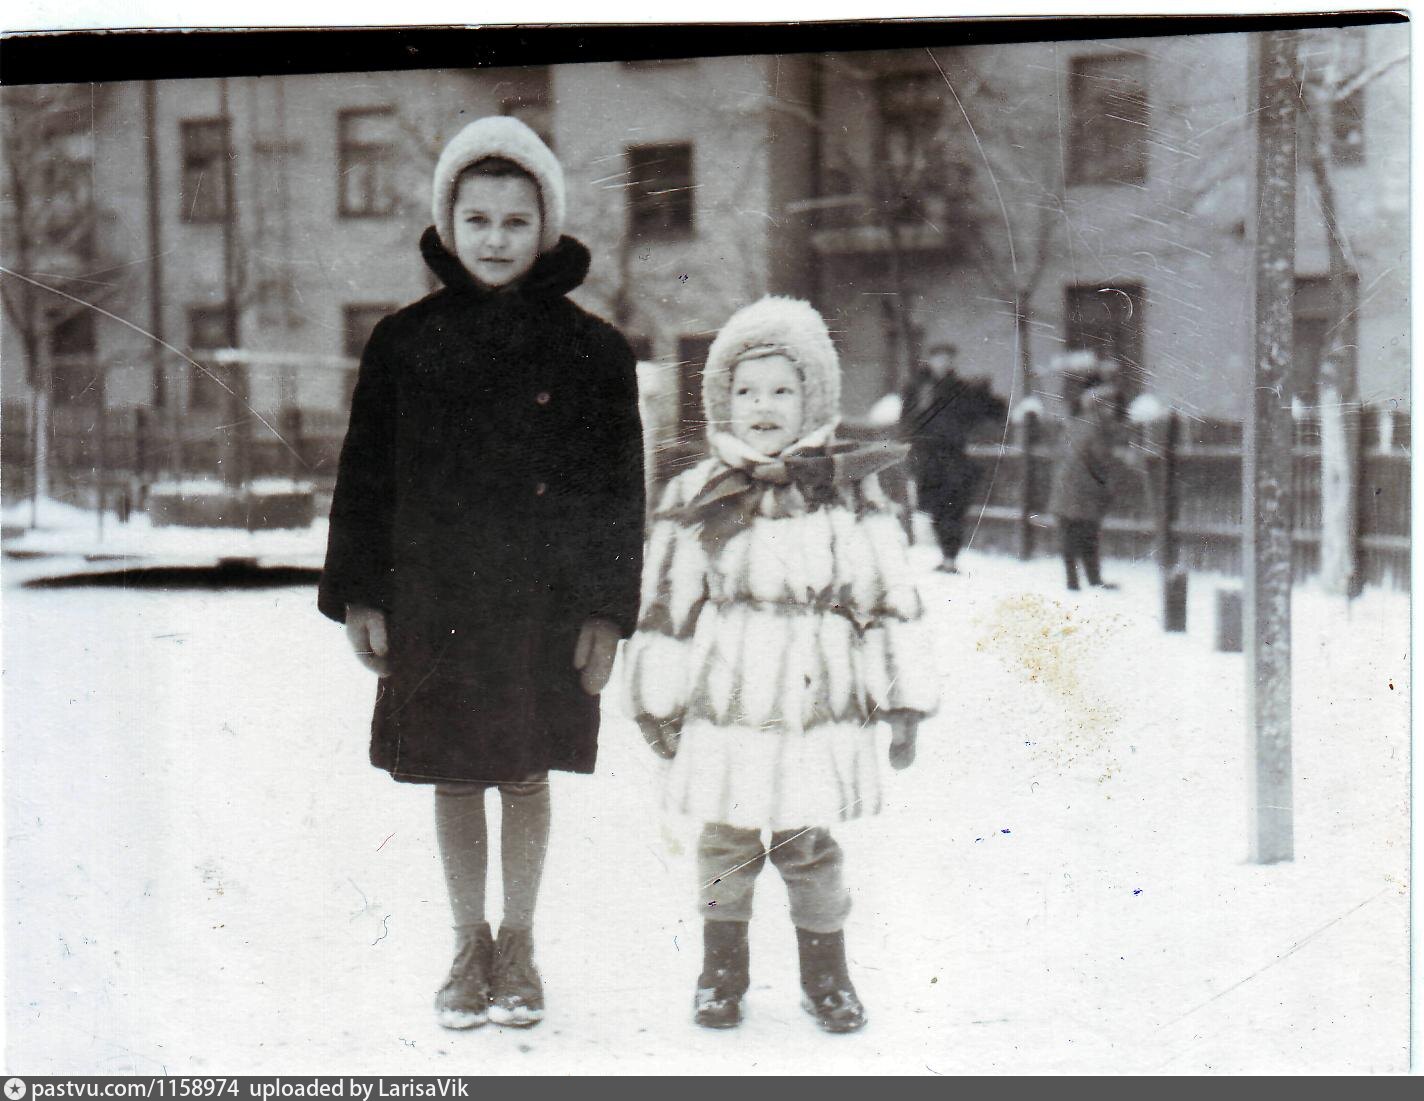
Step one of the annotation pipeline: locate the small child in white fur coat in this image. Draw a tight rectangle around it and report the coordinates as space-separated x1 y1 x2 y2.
623 296 938 1033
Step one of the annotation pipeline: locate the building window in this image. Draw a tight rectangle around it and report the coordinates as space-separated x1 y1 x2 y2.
187 305 237 411
1066 54 1149 186
1293 275 1359 407
1331 82 1366 165
41 154 95 252
1063 283 1145 400
48 310 99 406
180 118 230 224
876 70 958 226
501 97 553 150
342 304 397 405
626 144 695 240
338 108 396 218
675 333 713 437
1303 28 1368 166
256 275 298 329
878 71 944 167
49 310 95 358
343 304 396 359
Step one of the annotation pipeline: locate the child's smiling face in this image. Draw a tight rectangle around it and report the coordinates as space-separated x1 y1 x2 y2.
452 173 542 289
729 353 805 456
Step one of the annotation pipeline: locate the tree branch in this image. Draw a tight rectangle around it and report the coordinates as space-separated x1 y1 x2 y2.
1333 51 1407 101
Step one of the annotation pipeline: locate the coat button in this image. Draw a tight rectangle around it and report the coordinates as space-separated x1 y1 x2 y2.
535 482 547 496
535 391 551 405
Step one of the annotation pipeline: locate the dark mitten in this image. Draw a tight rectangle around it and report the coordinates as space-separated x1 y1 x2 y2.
887 713 919 771
637 715 682 760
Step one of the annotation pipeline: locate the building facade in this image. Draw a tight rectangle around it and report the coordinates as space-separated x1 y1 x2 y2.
0 55 818 491
1 29 1408 501
802 28 1409 421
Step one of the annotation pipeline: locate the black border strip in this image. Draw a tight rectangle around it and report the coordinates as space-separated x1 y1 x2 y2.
0 14 1409 86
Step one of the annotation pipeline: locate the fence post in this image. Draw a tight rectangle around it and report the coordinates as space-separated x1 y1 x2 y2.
1159 410 1180 568
1157 410 1188 630
1017 411 1037 560
134 406 149 484
96 374 108 541
282 406 305 482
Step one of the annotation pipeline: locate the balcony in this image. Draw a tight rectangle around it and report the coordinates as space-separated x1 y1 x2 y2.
792 162 973 257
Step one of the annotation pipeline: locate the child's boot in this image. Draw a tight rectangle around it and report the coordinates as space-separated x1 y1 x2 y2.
434 922 495 1030
488 926 544 1027
694 920 749 1029
796 928 867 1033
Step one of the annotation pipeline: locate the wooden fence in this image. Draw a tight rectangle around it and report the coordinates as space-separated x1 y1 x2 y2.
1 402 351 515
2 401 1411 590
946 413 1411 591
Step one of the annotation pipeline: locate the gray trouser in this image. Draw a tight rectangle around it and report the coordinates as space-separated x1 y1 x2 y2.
697 823 852 934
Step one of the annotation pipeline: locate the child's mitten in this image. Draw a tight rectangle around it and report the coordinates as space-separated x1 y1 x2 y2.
637 715 682 760
345 604 392 677
887 713 919 771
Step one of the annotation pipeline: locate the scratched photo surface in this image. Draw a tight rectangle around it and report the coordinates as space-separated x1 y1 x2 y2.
1 19 1411 1074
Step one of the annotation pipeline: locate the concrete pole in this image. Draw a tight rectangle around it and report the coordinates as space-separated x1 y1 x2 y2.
1244 29 1299 864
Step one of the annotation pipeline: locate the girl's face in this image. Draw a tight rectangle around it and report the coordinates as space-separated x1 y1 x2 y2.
452 173 542 289
729 354 805 456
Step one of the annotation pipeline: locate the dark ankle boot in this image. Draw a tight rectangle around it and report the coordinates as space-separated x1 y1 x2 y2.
796 928 867 1033
694 920 749 1029
489 926 544 1027
434 922 494 1030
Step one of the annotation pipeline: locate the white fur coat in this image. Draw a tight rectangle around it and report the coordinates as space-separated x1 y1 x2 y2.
624 457 938 829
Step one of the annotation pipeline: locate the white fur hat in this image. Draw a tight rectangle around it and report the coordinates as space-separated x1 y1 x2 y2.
702 296 842 435
431 115 565 255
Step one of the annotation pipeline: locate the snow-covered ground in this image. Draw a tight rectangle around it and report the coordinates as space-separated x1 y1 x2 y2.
1 542 1410 1074
1 494 327 571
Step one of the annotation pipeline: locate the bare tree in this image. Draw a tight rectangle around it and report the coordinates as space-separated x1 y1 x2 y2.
1297 30 1407 596
774 50 1074 400
1 83 127 512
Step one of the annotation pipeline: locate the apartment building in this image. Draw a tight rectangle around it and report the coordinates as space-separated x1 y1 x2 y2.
2 29 1406 497
1 55 817 482
802 27 1409 420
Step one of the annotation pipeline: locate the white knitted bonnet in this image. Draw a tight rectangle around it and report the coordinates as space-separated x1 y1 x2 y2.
431 116 565 255
702 296 842 436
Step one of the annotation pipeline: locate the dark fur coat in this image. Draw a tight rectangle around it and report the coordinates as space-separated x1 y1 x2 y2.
319 228 645 784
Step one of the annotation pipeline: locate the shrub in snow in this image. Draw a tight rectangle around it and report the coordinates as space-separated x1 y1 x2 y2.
1127 393 1170 424
1010 396 1046 423
148 479 229 498
1049 349 1100 375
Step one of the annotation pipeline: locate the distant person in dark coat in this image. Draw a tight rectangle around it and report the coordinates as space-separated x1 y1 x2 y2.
899 343 1008 572
319 117 645 1032
1049 381 1121 591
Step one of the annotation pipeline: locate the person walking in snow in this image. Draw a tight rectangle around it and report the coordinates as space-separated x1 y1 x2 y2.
623 297 938 1034
318 116 645 1031
1049 378 1121 591
899 342 1008 572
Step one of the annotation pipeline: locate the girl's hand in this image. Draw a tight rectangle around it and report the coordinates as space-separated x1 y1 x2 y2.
888 713 919 771
345 604 391 677
575 617 620 695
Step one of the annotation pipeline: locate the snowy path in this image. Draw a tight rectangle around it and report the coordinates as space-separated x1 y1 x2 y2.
2 550 1409 1074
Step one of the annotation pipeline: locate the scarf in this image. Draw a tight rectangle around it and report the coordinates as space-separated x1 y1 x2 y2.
676 426 910 550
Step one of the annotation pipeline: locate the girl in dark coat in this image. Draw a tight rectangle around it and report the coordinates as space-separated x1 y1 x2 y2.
1048 382 1119 591
318 116 644 1031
